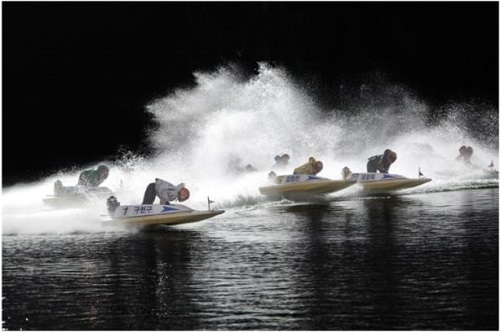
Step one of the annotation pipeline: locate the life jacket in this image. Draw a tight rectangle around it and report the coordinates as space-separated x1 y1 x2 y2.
155 178 185 203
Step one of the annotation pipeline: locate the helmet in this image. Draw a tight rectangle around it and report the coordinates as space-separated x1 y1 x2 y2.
466 146 473 155
274 155 281 162
178 187 190 202
281 154 290 160
309 157 316 163
383 149 397 163
98 165 109 178
387 151 397 163
342 166 352 180
459 146 467 154
315 161 323 172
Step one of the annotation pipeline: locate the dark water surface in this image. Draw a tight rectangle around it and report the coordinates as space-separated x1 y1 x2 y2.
3 188 498 330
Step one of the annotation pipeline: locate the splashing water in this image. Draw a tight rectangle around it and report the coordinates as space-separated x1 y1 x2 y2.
2 63 498 234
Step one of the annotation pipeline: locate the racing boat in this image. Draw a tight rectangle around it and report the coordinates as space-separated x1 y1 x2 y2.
259 174 355 199
482 161 499 179
348 172 431 193
102 196 225 228
482 169 499 179
43 180 114 208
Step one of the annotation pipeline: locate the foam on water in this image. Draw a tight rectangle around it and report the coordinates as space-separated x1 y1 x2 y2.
2 63 498 234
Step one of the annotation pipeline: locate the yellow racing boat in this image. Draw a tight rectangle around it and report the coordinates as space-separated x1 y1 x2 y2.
348 172 432 193
259 174 355 199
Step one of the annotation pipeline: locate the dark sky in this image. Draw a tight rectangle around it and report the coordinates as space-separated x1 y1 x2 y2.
3 2 498 186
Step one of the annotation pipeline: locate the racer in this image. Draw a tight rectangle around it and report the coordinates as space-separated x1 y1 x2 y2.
293 157 323 175
142 178 190 205
367 149 397 173
456 145 473 164
77 165 109 187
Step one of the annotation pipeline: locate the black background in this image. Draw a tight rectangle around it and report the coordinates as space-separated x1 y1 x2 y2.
3 2 498 186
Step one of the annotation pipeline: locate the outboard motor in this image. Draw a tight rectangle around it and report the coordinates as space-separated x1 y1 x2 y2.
107 196 120 214
342 166 352 180
54 180 64 195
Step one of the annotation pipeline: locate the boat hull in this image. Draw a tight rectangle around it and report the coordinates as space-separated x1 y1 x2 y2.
349 173 432 193
102 204 225 228
482 169 499 180
43 186 114 208
259 174 354 198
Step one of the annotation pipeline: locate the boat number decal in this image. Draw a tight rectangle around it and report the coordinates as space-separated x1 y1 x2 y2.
361 173 376 181
284 175 302 183
133 206 154 214
121 206 153 216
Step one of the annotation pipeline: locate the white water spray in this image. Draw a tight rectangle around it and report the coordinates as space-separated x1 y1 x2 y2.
2 63 498 234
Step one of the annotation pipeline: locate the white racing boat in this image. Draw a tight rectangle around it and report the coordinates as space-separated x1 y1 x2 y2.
348 172 432 193
102 196 225 228
480 167 499 180
43 181 114 208
259 174 355 199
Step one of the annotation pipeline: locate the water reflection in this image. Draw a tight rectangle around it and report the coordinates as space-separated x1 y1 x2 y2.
124 230 204 330
2 190 498 330
283 204 338 330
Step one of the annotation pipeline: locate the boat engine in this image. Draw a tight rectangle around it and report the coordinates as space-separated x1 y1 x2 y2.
54 180 64 195
342 166 352 180
107 196 120 214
